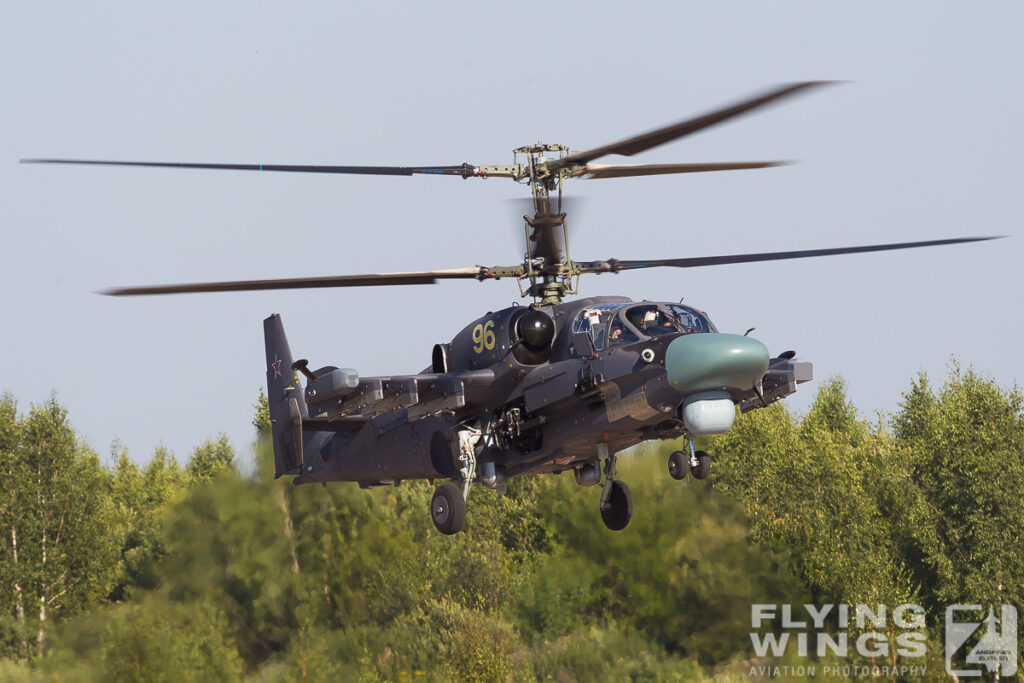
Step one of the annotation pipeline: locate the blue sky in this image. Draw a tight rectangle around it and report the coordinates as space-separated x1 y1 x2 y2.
3 2 1021 461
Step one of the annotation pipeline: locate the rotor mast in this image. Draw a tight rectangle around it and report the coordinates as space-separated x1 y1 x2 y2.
462 143 582 305
515 143 576 306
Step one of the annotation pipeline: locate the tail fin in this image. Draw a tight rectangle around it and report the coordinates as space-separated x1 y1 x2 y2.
264 314 308 477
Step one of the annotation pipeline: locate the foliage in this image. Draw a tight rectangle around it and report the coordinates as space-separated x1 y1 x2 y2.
0 395 121 661
892 366 1024 612
108 444 188 599
186 433 236 482
45 595 243 681
710 378 909 608
707 371 1023 670
0 365 1021 679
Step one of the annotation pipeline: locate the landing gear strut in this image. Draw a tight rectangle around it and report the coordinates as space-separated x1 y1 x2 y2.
598 447 632 531
457 427 481 500
430 427 481 535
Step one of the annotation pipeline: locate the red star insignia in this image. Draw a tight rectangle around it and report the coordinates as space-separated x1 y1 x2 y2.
272 355 282 377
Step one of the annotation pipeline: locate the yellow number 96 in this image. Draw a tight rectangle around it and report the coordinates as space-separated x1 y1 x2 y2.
472 320 496 353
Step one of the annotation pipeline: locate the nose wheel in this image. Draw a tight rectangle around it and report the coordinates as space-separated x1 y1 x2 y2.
668 450 688 479
690 450 710 480
668 441 711 480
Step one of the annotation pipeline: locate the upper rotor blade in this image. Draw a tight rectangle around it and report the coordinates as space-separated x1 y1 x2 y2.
581 161 788 179
102 267 489 296
612 236 1003 270
554 81 833 168
21 158 476 177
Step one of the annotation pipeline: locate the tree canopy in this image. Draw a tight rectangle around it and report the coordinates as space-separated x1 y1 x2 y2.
0 365 1020 680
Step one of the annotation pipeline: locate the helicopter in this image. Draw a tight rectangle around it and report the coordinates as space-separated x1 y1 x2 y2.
22 81 998 534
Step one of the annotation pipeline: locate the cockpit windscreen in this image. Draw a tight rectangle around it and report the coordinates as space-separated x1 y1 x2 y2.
573 303 714 350
667 305 714 333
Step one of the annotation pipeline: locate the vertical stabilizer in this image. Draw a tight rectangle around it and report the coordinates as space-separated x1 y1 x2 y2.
264 314 308 477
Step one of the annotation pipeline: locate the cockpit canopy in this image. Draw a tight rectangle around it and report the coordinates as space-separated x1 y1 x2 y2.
571 303 715 351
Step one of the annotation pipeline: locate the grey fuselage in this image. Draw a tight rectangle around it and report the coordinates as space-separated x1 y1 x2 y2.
267 296 808 487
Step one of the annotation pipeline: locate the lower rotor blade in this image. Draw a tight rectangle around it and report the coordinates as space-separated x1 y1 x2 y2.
612 236 1003 270
102 267 489 296
21 159 476 177
582 161 788 179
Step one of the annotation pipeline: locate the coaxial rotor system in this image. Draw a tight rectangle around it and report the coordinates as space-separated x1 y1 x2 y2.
22 81 1001 304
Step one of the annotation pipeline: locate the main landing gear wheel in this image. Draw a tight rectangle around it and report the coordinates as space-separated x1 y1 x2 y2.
431 482 466 535
600 480 633 531
691 450 711 480
668 451 688 480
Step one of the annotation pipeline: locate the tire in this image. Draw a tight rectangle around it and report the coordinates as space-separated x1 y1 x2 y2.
691 450 711 480
431 482 466 535
668 451 688 480
600 480 633 531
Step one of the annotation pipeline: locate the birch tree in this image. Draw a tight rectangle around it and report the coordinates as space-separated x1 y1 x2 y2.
0 396 119 660
0 395 28 658
893 367 1024 613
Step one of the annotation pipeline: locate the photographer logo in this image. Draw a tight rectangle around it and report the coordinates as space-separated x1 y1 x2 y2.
945 604 1017 678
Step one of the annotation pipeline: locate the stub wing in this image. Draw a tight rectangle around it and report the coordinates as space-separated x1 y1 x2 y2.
302 372 494 423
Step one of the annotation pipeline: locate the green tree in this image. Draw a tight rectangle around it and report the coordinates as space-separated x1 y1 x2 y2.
711 380 910 607
46 595 243 681
892 366 1024 614
707 379 931 673
158 470 304 666
530 451 804 664
253 388 271 436
19 366 1024 679
0 396 120 660
108 445 187 599
186 433 235 482
0 395 28 660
